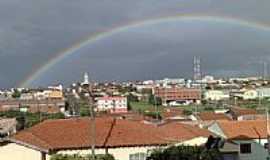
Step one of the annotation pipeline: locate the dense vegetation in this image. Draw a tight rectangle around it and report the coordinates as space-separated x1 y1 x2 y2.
147 145 221 160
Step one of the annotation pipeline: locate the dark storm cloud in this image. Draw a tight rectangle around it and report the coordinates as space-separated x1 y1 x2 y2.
0 0 270 87
29 21 270 86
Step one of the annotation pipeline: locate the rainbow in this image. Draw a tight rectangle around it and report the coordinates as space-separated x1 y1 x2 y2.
18 14 270 87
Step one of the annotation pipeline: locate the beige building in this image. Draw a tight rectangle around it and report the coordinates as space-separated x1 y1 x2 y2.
0 117 211 160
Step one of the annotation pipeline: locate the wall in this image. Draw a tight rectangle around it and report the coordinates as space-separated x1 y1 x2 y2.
233 139 268 160
0 138 207 160
207 122 227 138
57 146 157 160
0 143 43 160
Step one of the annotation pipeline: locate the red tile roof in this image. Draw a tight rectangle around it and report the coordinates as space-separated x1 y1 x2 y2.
230 107 257 117
217 120 268 140
10 118 211 152
198 112 231 121
161 108 184 119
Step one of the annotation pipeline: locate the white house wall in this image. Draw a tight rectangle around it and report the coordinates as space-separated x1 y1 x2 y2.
57 146 157 160
233 139 268 160
0 143 43 160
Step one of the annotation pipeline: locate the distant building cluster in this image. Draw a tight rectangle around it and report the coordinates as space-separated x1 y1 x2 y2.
1 74 270 160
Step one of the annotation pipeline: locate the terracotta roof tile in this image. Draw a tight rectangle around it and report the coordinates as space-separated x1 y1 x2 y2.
198 112 231 121
11 117 211 151
230 107 257 116
217 120 267 140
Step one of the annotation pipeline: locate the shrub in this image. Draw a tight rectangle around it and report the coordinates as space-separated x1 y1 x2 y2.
147 145 221 160
50 154 115 160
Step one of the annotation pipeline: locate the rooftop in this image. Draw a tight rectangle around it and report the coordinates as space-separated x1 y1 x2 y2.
10 117 211 152
217 120 268 140
198 112 231 121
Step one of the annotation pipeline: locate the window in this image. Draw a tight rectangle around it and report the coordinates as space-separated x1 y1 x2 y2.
240 143 251 154
129 153 147 160
265 143 269 149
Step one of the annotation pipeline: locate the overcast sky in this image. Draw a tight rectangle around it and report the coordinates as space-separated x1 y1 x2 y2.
1 0 270 88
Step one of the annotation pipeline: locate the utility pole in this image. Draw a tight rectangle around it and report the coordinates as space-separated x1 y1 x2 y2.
86 83 96 160
267 106 270 160
154 95 159 121
263 62 268 81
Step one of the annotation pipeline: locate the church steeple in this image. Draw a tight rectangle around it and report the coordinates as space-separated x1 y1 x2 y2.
82 72 89 85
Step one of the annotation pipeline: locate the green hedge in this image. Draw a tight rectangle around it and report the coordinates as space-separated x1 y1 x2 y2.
147 145 221 160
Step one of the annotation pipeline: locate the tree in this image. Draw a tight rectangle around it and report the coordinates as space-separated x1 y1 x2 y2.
127 94 139 102
12 89 21 98
148 94 162 106
183 109 192 116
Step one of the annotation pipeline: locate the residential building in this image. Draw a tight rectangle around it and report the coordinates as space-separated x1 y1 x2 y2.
204 90 230 101
0 118 17 141
242 89 258 100
96 96 128 113
227 107 257 121
0 99 65 113
257 88 270 99
20 93 34 100
197 112 231 121
0 117 211 160
153 87 201 105
208 120 270 160
33 90 63 100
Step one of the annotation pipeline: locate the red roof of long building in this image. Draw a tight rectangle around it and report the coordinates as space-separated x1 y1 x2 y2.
10 117 211 152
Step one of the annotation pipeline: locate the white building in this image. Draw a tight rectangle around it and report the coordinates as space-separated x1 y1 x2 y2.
204 90 230 101
241 89 258 100
256 88 270 99
96 96 128 113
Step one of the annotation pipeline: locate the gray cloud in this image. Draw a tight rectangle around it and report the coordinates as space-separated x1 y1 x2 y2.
0 0 270 87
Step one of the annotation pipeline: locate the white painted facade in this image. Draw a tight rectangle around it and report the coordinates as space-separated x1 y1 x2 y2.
57 146 157 160
257 88 270 98
242 90 258 100
204 90 230 101
96 96 128 113
0 143 45 160
0 137 208 160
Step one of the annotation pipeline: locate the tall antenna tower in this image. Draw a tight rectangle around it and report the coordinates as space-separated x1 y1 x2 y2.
193 56 202 81
263 62 268 80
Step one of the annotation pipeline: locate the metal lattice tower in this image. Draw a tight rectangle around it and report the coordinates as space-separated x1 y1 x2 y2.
193 56 201 81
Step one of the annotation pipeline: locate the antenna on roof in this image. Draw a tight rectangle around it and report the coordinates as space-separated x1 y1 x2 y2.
267 106 270 159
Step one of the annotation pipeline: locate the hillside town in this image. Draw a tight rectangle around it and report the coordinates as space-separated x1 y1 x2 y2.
0 73 270 160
